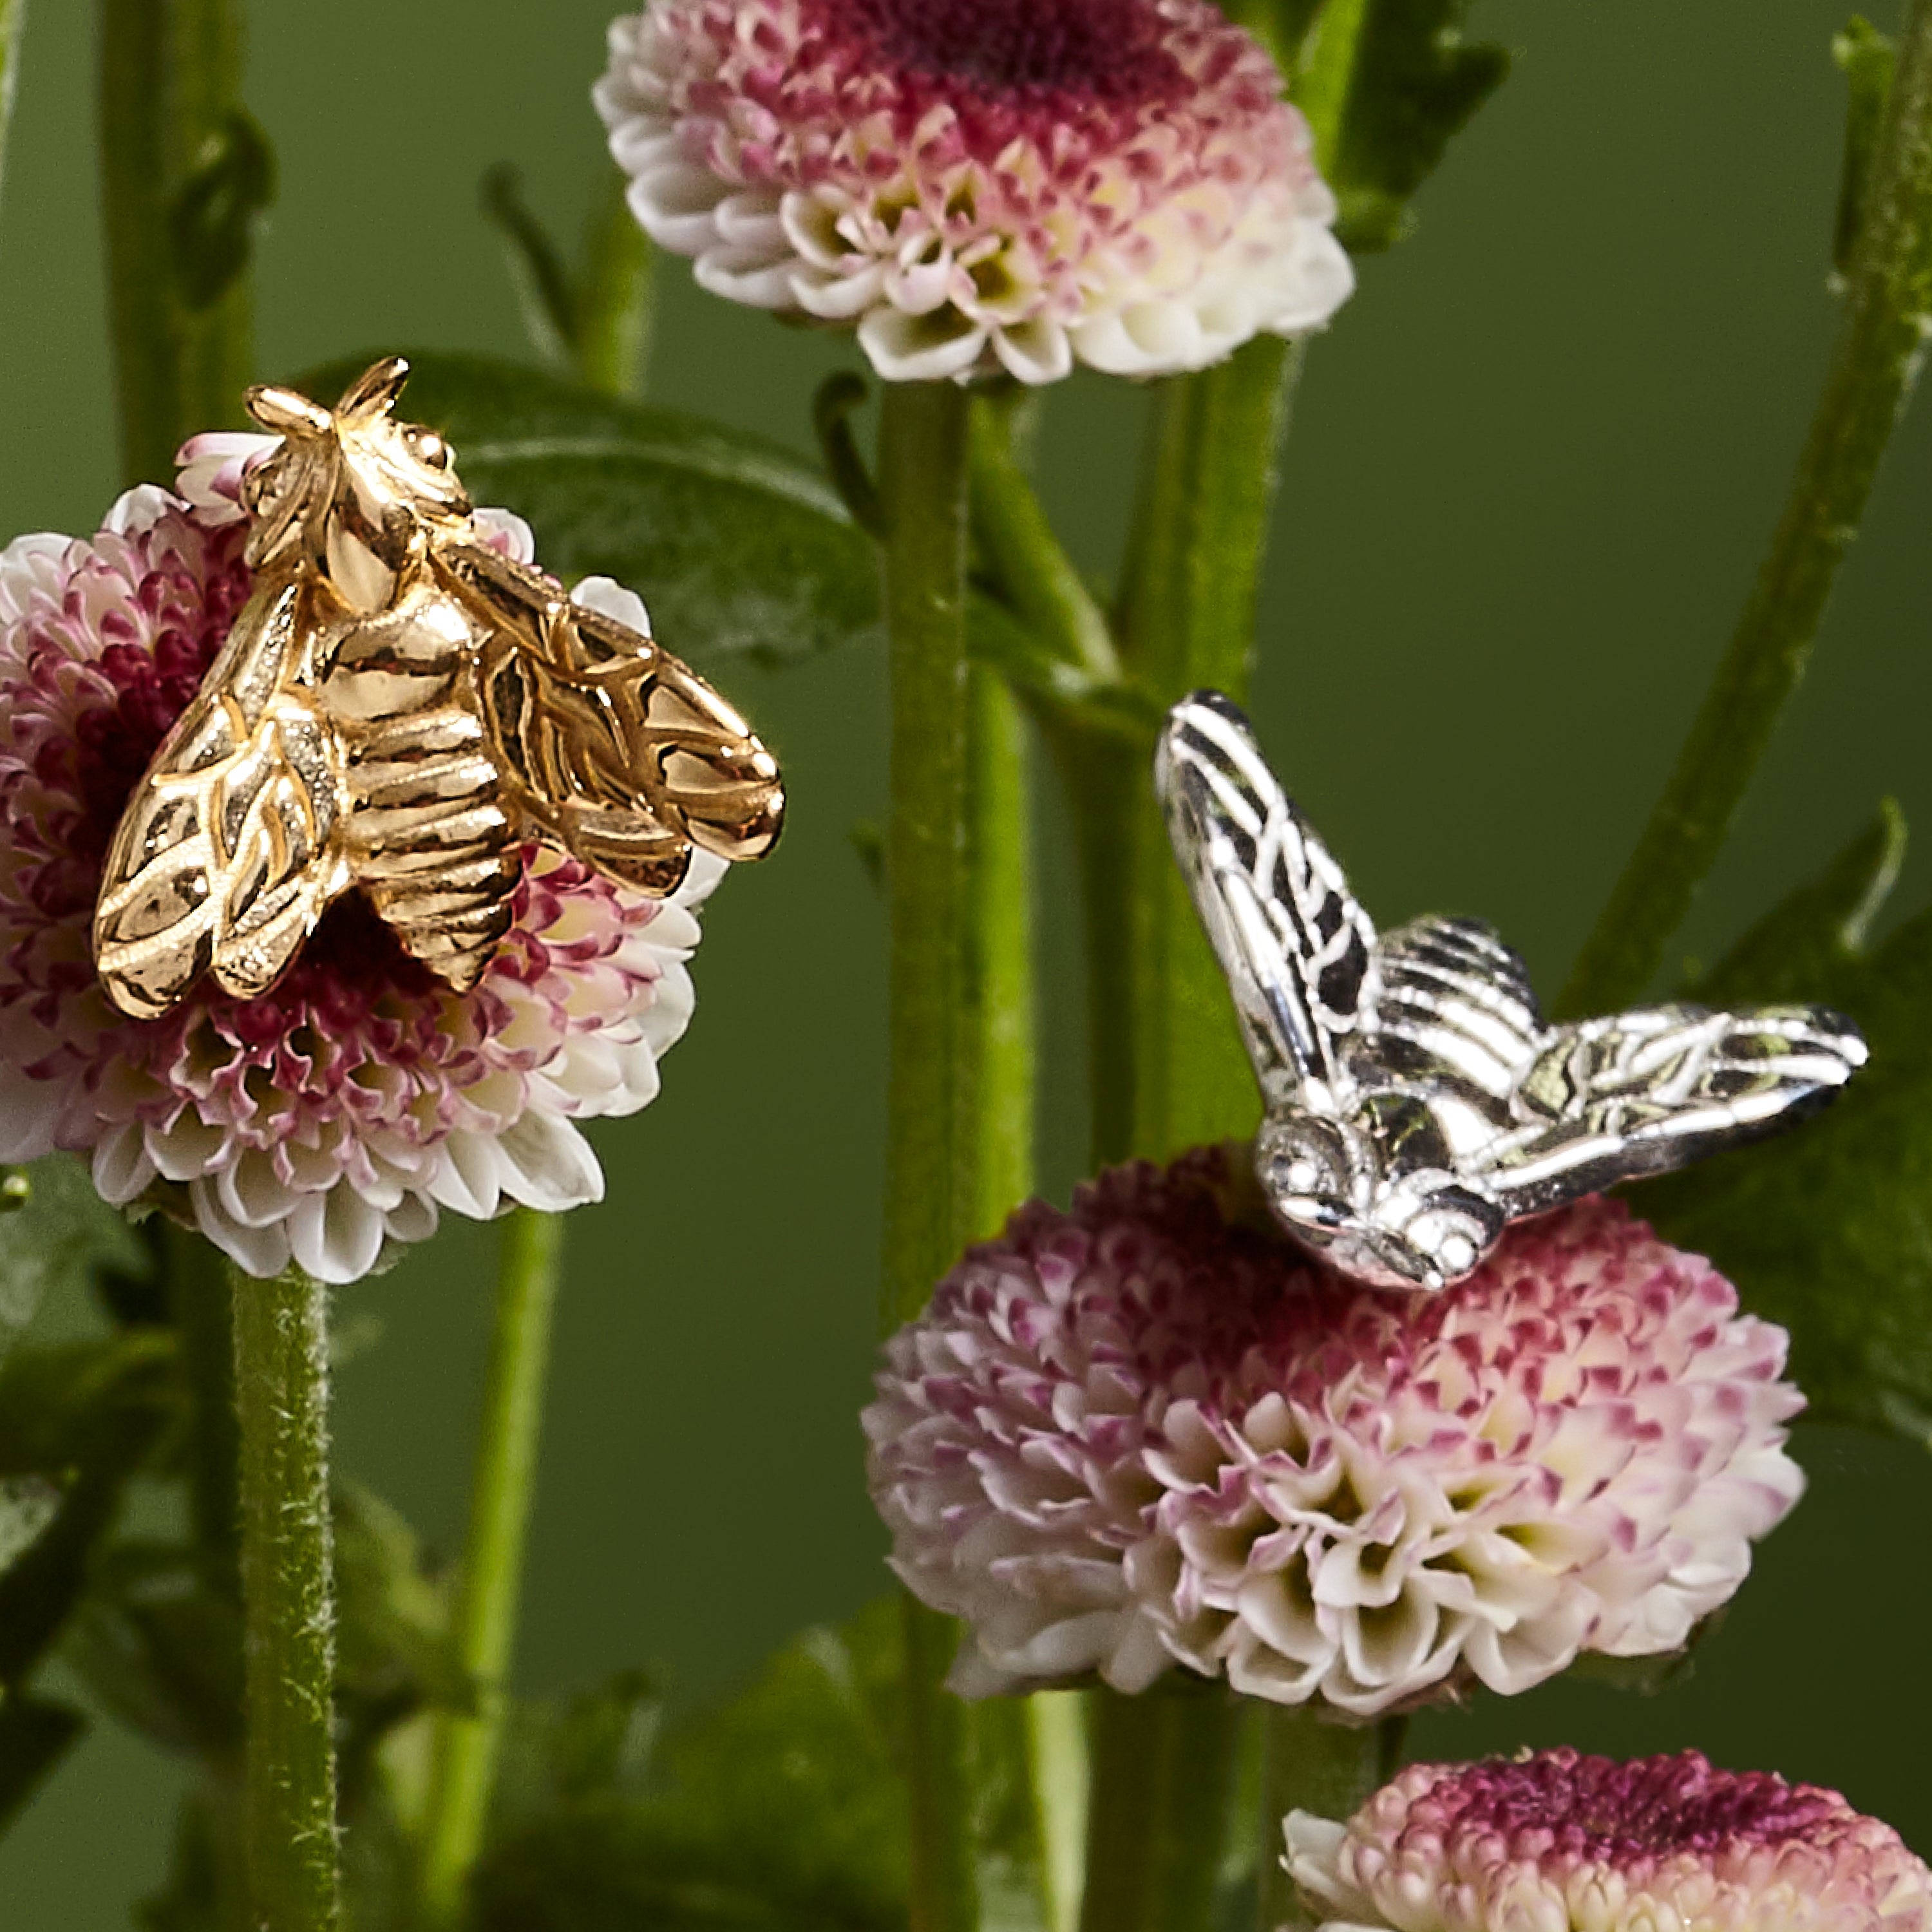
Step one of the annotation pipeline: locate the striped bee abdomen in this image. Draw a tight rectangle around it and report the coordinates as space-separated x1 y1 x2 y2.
322 582 520 992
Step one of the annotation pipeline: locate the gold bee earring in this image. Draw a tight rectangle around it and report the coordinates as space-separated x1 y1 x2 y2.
92 357 784 1019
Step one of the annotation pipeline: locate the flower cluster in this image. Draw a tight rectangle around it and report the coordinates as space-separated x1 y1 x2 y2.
0 444 721 1283
864 1151 1804 1714
1286 1748 1932 1932
596 0 1354 383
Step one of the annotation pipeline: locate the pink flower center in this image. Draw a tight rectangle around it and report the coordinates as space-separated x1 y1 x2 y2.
1425 1752 1845 1861
810 0 1188 104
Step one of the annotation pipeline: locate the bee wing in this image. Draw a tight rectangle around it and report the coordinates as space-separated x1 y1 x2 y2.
1157 692 1376 1113
1362 914 1547 1104
436 542 784 896
1472 1001 1868 1213
93 580 348 1019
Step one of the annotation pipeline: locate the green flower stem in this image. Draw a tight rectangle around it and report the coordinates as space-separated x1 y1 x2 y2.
969 658 1037 1233
901 1595 978 1932
880 377 978 1331
575 166 655 401
1108 338 1302 1163
1030 1690 1092 1932
417 1208 565 1928
1077 1686 1243 1932
231 1261 339 1932
98 0 254 484
1293 0 1372 167
1557 0 1932 1018
1255 1712 1400 1931
879 378 983 1932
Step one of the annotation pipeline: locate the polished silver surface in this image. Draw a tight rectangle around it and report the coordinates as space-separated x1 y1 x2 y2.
1157 691 1869 1291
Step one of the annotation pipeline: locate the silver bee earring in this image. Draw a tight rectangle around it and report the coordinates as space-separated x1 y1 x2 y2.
1158 692 1868 1291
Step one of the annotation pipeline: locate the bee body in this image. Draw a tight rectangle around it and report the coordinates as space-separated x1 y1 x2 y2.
318 573 522 989
91 358 783 1021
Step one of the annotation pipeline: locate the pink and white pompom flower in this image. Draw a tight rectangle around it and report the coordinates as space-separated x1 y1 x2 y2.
596 0 1354 384
863 1151 1804 1714
1286 1748 1932 1932
0 435 723 1285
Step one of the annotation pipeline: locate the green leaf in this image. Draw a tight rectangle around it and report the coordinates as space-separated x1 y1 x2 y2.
1682 801 1904 1006
1309 0 1511 252
491 1669 662 1832
0 1332 179 1685
1834 18 1899 278
0 1693 86 1836
643 1597 911 1910
61 1543 242 1762
332 1481 468 1801
0 1155 151 1369
169 109 277 312
1640 808 1932 1443
476 1600 911 1932
292 352 881 668
0 1477 62 1578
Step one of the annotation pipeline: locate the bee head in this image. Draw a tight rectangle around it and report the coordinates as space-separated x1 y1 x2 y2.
240 358 473 613
1254 1117 1501 1292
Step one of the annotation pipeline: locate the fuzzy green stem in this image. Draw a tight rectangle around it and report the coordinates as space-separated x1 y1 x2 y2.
1557 0 1932 1018
1078 1687 1244 1932
880 379 980 1932
98 0 256 484
576 167 654 401
417 1208 565 1928
231 1262 339 1932
1255 1713 1401 1931
880 378 978 1331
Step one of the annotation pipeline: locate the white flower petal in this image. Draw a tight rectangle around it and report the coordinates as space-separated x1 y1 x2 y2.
569 574 651 635
695 245 799 310
627 164 730 254
992 317 1074 386
857 307 989 383
496 1115 603 1212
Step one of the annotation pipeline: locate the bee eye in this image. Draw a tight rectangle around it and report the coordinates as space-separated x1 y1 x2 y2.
405 426 450 469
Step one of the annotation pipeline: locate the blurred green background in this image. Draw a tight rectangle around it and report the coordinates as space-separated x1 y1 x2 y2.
5 0 1932 1920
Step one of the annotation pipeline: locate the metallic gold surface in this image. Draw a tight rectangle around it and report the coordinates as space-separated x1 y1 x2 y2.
92 358 783 1019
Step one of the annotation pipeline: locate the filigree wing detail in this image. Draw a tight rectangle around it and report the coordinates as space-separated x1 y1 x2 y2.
1474 1001 1869 1213
1157 692 1376 1112
1361 914 1545 1103
93 581 348 1019
437 542 784 896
